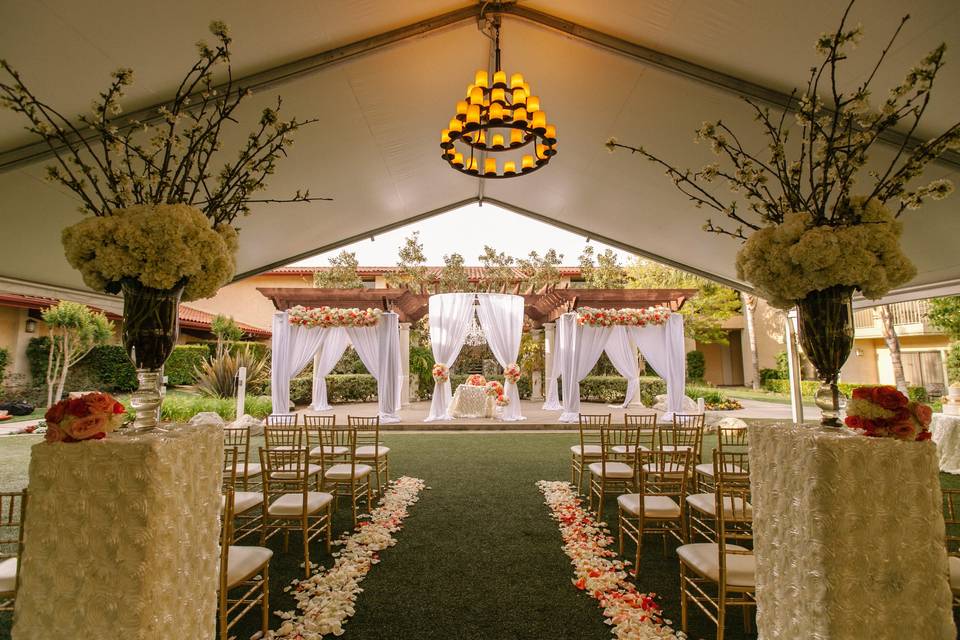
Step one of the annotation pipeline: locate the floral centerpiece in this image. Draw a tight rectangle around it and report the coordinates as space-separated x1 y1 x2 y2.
484 380 504 398
503 363 522 384
576 306 671 328
844 385 932 441
288 306 381 328
465 374 487 387
606 1 959 425
44 392 127 443
432 363 449 384
495 394 510 408
1 22 328 431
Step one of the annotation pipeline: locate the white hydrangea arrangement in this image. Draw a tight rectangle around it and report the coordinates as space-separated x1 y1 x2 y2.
606 1 958 309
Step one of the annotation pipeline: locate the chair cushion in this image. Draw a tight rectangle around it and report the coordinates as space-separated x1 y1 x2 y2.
641 462 686 475
226 545 273 588
570 444 603 457
618 494 681 518
660 445 694 452
587 461 634 478
325 463 373 481
233 491 263 514
309 445 348 458
950 556 960 594
694 462 746 478
270 464 322 480
612 444 650 454
677 543 755 588
355 445 390 458
685 493 753 519
267 492 333 517
229 462 261 478
0 557 16 594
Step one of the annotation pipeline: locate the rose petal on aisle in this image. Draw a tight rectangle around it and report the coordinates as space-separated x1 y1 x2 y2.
268 476 426 639
537 480 684 640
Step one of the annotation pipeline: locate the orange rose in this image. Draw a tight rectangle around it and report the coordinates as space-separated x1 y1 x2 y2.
84 392 116 415
66 414 108 440
890 421 916 441
910 402 933 426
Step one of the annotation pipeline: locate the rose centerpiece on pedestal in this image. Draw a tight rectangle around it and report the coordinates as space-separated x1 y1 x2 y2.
1 22 329 431
607 0 959 425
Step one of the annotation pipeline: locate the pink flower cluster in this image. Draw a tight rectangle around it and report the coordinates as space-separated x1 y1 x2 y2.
503 363 522 384
844 385 932 441
576 306 672 328
432 363 449 383
288 305 382 328
465 374 487 387
44 392 127 443
484 380 503 398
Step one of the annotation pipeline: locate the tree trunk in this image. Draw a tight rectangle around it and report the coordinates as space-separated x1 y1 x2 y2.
878 305 907 392
53 331 71 405
742 293 761 390
46 331 60 408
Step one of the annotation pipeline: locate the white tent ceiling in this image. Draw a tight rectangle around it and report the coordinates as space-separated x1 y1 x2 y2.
0 0 957 306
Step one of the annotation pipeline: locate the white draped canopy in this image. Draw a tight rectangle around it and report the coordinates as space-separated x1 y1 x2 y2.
476 293 526 421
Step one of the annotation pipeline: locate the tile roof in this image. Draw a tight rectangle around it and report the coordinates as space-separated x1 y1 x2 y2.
265 265 583 280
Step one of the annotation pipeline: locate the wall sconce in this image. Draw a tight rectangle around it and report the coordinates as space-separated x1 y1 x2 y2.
855 348 863 357
25 318 37 333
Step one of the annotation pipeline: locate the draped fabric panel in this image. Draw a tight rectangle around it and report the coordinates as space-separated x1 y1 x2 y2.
347 312 401 423
603 325 640 408
559 314 612 423
270 311 327 414
542 320 566 411
628 313 687 418
476 293 526 421
425 293 476 422
310 327 350 411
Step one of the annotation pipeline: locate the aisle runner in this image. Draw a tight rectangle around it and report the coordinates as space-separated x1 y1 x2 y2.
269 476 427 638
537 481 684 640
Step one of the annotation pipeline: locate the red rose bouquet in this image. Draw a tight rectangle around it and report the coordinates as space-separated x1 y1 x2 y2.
844 385 932 441
44 392 127 443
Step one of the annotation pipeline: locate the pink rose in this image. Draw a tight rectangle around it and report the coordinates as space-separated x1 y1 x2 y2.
84 392 116 415
910 402 933 427
66 414 108 440
889 421 917 441
44 423 67 443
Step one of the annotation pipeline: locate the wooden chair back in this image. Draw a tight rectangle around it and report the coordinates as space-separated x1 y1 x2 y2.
265 414 298 427
578 413 609 457
944 489 960 555
625 413 658 450
639 449 691 497
264 424 303 450
222 446 239 493
349 415 381 456
717 425 749 453
715 450 753 552
599 422 640 469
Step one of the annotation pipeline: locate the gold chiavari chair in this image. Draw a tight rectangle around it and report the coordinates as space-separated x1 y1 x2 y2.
0 490 27 613
264 416 303 452
572 414 608 494
305 415 345 472
349 415 390 496
660 413 705 460
223 445 264 544
618 449 691 573
265 414 299 428
621 414 658 453
259 448 333 578
588 421 639 520
219 487 272 640
695 424 748 493
686 452 752 543
224 425 261 491
943 489 960 607
323 426 373 526
677 452 756 640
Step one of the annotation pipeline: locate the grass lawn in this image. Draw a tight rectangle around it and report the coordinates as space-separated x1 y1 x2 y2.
722 387 797 405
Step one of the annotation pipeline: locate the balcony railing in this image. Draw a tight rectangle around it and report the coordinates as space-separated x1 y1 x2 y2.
853 300 934 332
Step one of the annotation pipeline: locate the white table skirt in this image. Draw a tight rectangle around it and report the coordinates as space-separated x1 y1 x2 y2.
748 422 955 640
450 384 493 418
13 422 223 640
931 413 960 474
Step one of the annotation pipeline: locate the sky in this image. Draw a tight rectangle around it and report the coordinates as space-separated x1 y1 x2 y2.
291 202 634 267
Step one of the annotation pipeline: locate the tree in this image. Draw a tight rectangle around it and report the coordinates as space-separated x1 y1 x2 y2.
877 305 907 391
625 259 741 344
742 293 761 389
42 301 113 407
579 246 626 289
928 296 960 340
313 250 363 288
211 314 243 357
516 249 564 293
387 231 432 292
478 246 516 292
439 253 471 292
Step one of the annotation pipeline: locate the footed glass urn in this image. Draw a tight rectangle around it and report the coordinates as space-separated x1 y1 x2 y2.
795 285 855 427
121 279 183 432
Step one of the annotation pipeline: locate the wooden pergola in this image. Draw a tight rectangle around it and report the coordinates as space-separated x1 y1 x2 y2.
257 287 696 327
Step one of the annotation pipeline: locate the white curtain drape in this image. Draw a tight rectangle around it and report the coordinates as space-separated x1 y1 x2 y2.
425 293 475 421
604 325 640 408
559 314 612 423
271 312 328 414
347 312 402 423
476 293 526 421
628 313 687 418
309 328 350 411
542 321 566 411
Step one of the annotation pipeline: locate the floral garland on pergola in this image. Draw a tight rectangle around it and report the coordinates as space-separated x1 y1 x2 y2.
288 305 382 328
576 306 672 328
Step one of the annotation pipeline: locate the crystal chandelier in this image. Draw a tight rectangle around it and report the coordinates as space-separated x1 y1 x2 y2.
440 16 557 179
463 311 487 346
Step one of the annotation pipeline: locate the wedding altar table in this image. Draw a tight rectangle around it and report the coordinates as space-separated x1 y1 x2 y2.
748 422 954 639
13 421 223 640
931 413 960 474
450 384 493 418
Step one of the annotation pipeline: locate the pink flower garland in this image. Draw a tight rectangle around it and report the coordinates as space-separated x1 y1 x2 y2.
576 306 672 328
288 305 382 328
537 481 683 639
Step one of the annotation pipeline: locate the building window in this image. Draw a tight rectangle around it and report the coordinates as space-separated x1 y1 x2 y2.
362 279 376 289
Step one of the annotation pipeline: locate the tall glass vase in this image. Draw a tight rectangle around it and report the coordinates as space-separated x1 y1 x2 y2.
121 280 183 432
795 285 855 427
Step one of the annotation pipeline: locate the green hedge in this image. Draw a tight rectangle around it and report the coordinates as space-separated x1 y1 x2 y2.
26 338 138 393
575 376 667 406
158 394 272 422
449 374 532 400
686 350 705 382
190 340 269 360
287 374 380 406
165 345 209 385
763 379 929 401
0 347 9 387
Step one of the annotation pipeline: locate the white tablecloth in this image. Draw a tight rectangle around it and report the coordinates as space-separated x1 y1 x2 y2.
748 422 954 640
931 413 960 474
13 422 223 639
450 384 494 418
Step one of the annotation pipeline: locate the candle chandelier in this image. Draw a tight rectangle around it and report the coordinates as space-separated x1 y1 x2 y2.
440 16 557 179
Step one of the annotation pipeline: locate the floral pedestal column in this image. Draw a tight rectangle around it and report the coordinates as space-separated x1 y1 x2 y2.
747 423 955 639
12 421 223 640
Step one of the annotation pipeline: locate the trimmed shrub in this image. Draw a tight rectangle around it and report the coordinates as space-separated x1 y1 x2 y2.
686 350 705 382
0 347 8 387
327 374 378 403
638 376 667 406
332 347 367 374
948 343 960 384
77 345 137 392
157 394 272 422
26 336 50 383
190 340 269 361
579 376 628 403
165 345 209 385
762 379 930 402
758 367 782 386
290 376 313 405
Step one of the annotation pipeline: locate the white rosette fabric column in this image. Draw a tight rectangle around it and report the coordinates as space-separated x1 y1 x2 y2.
628 314 686 419
603 325 640 408
559 314 612 423
542 321 566 411
424 293 475 422
476 293 526 421
310 327 350 411
271 311 328 414
347 312 401 423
